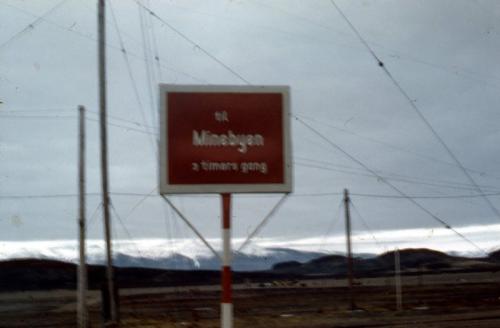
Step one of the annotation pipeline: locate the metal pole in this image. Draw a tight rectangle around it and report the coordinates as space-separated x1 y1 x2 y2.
343 188 355 310
395 248 403 311
221 193 233 328
77 106 88 328
98 0 117 324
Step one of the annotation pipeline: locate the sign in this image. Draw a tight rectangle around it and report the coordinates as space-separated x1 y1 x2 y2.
159 84 292 194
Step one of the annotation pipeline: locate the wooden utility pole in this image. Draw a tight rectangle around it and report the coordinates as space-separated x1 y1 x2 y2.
343 189 355 310
395 248 403 311
77 106 88 328
98 0 118 324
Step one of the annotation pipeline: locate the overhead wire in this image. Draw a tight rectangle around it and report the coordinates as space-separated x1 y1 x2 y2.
0 114 75 120
0 0 208 84
237 194 290 252
0 193 100 200
295 156 500 188
328 0 500 223
348 198 386 253
140 0 174 263
161 198 176 266
135 0 252 85
252 0 500 88
295 161 500 193
147 0 163 84
0 110 156 135
109 199 145 258
0 0 69 52
121 187 158 222
0 108 74 113
350 191 500 200
146 16 177 266
2 189 500 201
382 51 500 89
137 1 158 135
0 107 155 130
295 113 499 181
160 195 220 259
87 202 103 231
7 106 499 189
85 109 156 130
296 116 487 255
85 117 156 135
296 158 500 193
109 0 157 156
319 197 343 252
295 157 500 191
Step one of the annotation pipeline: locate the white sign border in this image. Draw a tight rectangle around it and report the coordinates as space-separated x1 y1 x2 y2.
159 84 292 194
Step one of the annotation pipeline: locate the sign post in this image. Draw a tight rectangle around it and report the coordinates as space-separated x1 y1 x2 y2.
159 85 292 328
221 193 232 328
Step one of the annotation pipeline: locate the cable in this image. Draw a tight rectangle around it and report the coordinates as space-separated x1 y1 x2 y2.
382 50 500 89
148 0 163 84
87 202 103 231
121 187 158 222
1 189 500 201
161 198 175 266
296 113 500 180
0 1 208 84
237 193 290 252
85 109 156 130
329 0 500 223
295 162 500 193
137 1 158 135
290 191 500 200
0 114 75 120
349 199 386 252
296 159 500 193
135 0 252 85
109 200 145 258
85 117 156 135
0 108 157 130
0 0 69 52
319 197 343 252
0 193 100 200
294 159 500 192
295 158 500 190
0 108 74 113
0 110 156 135
160 194 220 259
109 0 157 156
351 191 500 200
249 0 342 35
296 116 486 255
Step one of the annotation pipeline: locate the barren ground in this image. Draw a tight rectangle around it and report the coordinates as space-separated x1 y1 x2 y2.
1 271 500 327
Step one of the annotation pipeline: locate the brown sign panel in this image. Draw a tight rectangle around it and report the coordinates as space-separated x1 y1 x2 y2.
159 85 292 194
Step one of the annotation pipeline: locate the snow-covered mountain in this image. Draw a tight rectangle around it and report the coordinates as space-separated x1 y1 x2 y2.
0 230 491 271
110 248 327 271
0 239 333 271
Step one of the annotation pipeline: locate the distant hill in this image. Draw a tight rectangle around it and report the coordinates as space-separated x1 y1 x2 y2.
487 249 500 261
271 248 500 277
0 258 299 292
2 248 500 292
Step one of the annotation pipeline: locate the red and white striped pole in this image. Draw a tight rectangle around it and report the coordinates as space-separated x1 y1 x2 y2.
221 193 233 328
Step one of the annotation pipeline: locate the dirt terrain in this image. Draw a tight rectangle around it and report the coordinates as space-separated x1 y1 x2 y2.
2 271 500 327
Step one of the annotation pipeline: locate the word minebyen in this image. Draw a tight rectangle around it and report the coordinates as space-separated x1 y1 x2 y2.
192 130 264 153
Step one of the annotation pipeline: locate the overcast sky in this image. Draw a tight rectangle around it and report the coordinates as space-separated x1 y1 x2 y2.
1 0 499 254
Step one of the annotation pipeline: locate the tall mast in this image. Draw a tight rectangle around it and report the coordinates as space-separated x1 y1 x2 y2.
98 0 117 323
343 188 355 310
77 106 88 328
